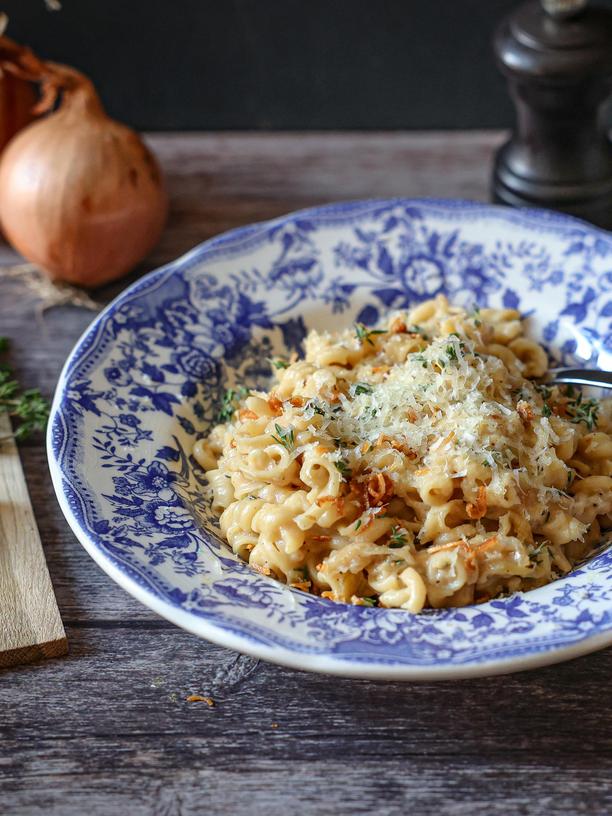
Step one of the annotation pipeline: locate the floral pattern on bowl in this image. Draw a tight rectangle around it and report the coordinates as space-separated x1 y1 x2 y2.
48 198 612 680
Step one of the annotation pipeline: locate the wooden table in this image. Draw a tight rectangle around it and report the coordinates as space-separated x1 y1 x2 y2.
1 132 610 816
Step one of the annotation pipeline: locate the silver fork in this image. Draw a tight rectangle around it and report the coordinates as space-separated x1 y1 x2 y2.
544 368 612 390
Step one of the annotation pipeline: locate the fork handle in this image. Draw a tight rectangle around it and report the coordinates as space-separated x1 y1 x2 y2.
546 368 612 390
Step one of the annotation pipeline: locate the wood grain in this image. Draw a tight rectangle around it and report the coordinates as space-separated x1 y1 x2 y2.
0 414 66 667
0 132 609 816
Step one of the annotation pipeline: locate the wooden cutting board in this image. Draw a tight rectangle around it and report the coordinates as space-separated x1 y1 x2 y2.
0 413 67 668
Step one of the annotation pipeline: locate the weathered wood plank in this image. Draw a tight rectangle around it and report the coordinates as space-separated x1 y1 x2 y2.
144 131 505 268
1 762 610 816
0 628 610 812
0 628 610 755
0 414 66 667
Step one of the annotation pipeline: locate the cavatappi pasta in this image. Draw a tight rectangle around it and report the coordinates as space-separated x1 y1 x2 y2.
194 295 612 612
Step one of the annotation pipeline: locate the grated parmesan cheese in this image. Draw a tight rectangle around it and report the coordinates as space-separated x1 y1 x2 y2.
319 333 555 487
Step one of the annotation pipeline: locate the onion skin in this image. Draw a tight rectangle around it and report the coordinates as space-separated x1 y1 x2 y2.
0 69 168 287
0 70 36 153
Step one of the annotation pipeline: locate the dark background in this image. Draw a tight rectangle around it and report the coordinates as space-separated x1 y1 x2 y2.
3 0 612 131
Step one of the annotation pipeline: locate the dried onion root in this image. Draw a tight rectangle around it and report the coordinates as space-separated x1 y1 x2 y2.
1 263 101 311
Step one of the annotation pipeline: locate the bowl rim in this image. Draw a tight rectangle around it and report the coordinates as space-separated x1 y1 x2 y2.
47 196 612 680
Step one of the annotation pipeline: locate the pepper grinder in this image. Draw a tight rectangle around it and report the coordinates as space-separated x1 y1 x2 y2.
492 0 612 229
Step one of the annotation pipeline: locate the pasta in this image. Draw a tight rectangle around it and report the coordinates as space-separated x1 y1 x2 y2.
195 295 612 612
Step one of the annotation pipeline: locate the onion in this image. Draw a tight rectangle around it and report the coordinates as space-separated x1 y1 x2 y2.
0 61 167 287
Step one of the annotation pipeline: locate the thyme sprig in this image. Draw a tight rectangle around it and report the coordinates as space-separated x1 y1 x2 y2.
218 386 249 422
565 389 599 431
446 343 458 362
334 458 352 479
271 423 295 451
389 526 408 548
529 540 550 564
355 323 386 346
305 399 326 416
0 337 50 441
572 400 599 430
350 382 373 397
269 358 290 370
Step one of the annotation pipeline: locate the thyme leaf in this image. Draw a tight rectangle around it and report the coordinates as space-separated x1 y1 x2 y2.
350 382 373 397
271 423 295 451
218 386 249 422
270 358 289 370
355 323 386 346
0 338 49 441
334 459 352 479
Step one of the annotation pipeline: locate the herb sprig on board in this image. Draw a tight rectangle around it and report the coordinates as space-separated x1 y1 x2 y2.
0 337 50 441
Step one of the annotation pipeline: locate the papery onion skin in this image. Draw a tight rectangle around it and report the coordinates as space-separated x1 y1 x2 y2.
0 70 36 153
0 72 168 287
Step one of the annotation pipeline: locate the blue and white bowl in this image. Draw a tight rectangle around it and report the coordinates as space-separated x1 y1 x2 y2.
48 198 612 680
